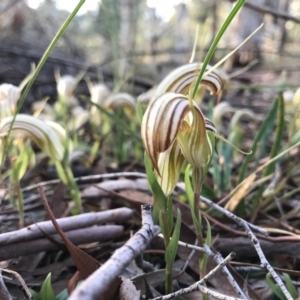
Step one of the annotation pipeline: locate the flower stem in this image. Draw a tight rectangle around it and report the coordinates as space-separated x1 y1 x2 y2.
192 168 206 279
160 209 173 294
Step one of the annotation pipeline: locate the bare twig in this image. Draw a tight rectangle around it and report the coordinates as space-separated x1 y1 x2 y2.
2 269 32 299
203 245 247 299
135 254 155 272
0 270 12 300
198 285 244 300
69 204 160 300
199 196 269 236
180 239 198 273
151 253 239 300
0 208 132 245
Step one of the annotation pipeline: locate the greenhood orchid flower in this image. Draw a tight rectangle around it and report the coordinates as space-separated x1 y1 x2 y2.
151 62 227 100
0 114 65 161
142 63 225 196
142 92 217 195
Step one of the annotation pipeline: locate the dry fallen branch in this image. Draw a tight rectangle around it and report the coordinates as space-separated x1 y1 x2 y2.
0 225 124 261
0 208 133 245
69 204 161 300
22 172 147 193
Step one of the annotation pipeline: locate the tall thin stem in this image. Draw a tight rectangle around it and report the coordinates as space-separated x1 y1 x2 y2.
193 168 204 247
159 209 172 294
193 168 207 279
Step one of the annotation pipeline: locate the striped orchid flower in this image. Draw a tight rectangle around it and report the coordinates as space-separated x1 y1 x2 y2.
0 114 65 161
141 63 226 195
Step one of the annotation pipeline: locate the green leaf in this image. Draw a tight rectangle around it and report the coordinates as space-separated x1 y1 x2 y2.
252 94 285 210
200 217 212 276
266 273 286 300
30 289 41 300
55 288 69 300
283 273 298 299
40 273 56 300
184 165 201 229
265 93 285 175
166 196 173 235
10 147 30 182
54 161 68 184
165 208 181 267
152 202 159 224
238 98 278 183
192 0 246 98
212 148 222 194
254 118 275 169
204 217 212 247
144 153 168 212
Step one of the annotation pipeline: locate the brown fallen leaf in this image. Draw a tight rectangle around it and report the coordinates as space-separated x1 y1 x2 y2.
38 186 121 298
48 182 67 219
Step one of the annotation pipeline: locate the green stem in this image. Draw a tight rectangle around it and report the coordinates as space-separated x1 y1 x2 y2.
55 161 82 213
160 209 172 294
193 168 207 279
193 168 204 247
65 165 82 213
160 210 170 246
16 183 24 228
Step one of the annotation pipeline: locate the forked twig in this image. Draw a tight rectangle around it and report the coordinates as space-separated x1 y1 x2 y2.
175 239 247 299
176 184 293 299
151 253 240 300
198 195 293 300
0 270 12 300
2 269 32 299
